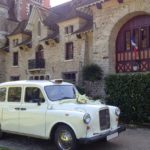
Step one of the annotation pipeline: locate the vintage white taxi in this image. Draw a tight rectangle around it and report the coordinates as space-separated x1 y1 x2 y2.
0 80 125 150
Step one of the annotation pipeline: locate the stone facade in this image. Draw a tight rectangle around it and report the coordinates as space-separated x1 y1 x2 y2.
0 2 18 82
91 0 150 75
5 5 93 84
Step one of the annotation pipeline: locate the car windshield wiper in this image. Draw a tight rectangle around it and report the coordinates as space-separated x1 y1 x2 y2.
57 97 74 101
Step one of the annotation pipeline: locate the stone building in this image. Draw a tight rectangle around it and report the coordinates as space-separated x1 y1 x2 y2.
0 0 51 82
0 0 18 82
1 0 150 89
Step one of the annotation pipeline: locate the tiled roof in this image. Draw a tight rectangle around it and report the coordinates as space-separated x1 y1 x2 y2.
41 30 59 42
9 20 31 36
73 21 93 34
0 0 8 6
73 0 102 8
44 1 92 28
0 46 9 52
0 38 9 52
16 39 32 48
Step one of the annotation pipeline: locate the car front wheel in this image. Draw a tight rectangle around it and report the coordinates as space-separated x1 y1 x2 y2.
54 125 77 150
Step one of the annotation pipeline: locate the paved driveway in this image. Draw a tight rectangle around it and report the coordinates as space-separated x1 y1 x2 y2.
0 128 150 150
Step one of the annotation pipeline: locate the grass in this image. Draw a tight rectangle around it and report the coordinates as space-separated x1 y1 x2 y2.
0 148 10 150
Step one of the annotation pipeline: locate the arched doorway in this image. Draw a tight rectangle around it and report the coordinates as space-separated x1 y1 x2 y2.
116 15 150 73
35 44 45 69
36 44 44 60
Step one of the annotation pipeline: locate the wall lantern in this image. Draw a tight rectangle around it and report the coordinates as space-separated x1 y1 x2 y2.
19 46 24 50
45 40 50 45
76 34 81 39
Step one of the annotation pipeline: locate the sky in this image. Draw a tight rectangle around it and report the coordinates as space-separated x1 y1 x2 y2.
51 0 71 7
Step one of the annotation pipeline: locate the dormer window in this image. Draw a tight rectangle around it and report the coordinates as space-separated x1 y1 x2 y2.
13 39 19 47
65 25 74 34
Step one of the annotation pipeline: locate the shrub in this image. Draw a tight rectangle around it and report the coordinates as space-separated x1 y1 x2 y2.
105 74 150 124
76 86 85 95
82 64 103 81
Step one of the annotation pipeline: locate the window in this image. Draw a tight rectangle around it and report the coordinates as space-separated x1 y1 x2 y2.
29 5 33 16
8 87 21 102
0 88 6 102
140 27 148 49
65 25 74 34
10 76 20 81
34 0 42 3
38 21 41 36
45 75 50 80
133 29 139 50
34 76 39 80
13 39 19 47
13 52 19 66
65 42 74 60
62 72 76 83
29 75 50 80
40 76 44 80
36 45 44 60
25 87 45 103
29 76 34 80
125 31 131 51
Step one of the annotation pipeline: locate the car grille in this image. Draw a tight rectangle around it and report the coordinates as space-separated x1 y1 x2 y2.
99 109 110 130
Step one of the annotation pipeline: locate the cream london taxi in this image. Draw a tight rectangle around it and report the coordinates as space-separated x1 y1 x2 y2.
0 80 125 150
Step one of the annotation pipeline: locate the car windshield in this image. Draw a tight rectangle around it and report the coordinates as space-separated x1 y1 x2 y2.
45 85 76 101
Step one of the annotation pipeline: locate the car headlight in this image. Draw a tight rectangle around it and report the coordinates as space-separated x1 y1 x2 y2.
115 108 121 116
83 113 91 124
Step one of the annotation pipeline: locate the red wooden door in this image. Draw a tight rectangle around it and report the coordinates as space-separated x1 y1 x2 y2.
116 15 150 73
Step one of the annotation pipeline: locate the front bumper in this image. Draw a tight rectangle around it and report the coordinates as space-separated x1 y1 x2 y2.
79 125 126 144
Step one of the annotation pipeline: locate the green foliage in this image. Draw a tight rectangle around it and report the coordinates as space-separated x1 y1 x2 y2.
105 74 150 124
82 64 103 81
76 86 85 95
0 148 10 150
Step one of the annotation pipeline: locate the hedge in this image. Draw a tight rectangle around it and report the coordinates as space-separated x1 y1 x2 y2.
105 74 150 124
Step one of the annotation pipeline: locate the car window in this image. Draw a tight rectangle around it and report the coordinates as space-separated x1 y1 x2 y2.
0 88 6 102
25 87 45 103
8 87 22 102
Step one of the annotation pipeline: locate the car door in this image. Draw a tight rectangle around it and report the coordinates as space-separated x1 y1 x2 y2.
19 86 47 137
2 86 22 132
0 87 7 124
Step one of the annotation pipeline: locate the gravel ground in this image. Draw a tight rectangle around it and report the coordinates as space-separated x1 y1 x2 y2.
0 128 149 150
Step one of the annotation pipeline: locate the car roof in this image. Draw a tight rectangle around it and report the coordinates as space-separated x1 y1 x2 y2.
0 80 73 87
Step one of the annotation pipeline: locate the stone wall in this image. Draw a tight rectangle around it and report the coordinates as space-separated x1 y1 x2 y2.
84 80 105 98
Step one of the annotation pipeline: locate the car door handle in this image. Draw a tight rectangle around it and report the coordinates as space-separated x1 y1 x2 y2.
15 108 20 110
21 108 27 111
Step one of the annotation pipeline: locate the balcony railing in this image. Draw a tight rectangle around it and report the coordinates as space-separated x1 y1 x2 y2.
28 59 45 70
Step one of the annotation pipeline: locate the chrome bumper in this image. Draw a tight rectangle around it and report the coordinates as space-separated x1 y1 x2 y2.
79 125 126 144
